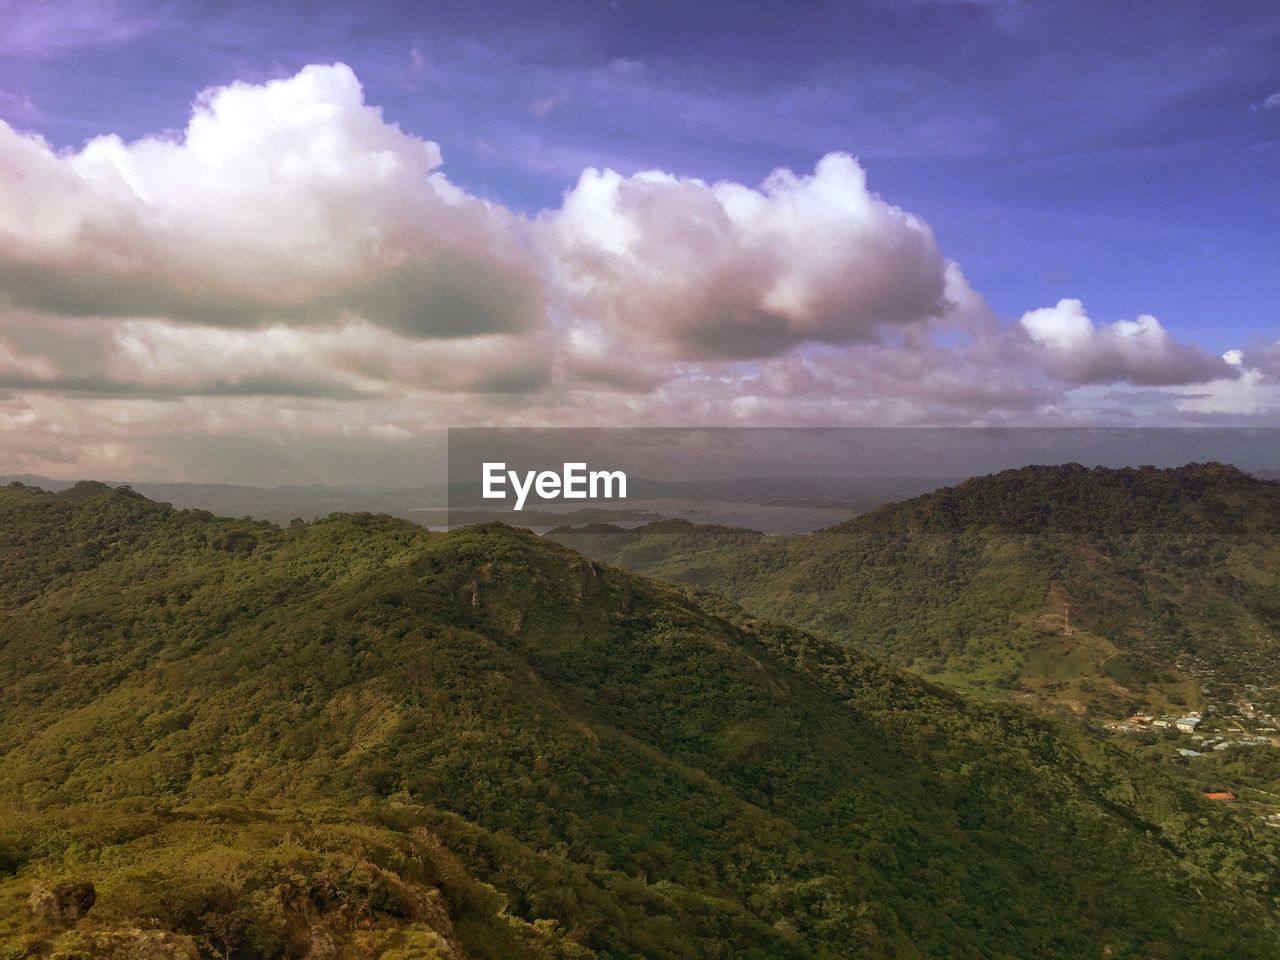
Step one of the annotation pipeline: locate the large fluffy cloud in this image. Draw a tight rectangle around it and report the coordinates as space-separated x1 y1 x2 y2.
0 64 545 338
1019 298 1235 385
550 153 948 360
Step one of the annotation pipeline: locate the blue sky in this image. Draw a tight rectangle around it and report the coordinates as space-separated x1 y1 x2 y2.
4 0 1277 350
0 0 1277 482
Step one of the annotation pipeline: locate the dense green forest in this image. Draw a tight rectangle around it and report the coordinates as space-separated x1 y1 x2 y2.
549 463 1280 714
1 480 1279 958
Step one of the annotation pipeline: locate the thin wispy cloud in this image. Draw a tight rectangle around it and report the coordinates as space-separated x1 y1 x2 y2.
529 96 559 119
0 88 40 121
0 0 153 57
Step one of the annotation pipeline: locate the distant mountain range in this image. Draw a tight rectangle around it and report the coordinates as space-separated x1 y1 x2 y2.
549 462 1280 719
0 473 964 531
0 474 453 524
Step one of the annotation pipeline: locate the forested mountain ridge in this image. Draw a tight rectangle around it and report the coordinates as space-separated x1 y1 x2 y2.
549 463 1280 715
1 481 1278 958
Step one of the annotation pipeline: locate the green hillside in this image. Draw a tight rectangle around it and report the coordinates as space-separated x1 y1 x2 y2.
548 463 1280 716
1 481 1279 958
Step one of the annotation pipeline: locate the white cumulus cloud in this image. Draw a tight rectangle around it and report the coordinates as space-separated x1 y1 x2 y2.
0 63 546 339
549 153 949 360
1019 298 1234 385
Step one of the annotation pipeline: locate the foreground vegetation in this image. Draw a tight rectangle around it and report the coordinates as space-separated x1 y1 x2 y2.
1 480 1278 958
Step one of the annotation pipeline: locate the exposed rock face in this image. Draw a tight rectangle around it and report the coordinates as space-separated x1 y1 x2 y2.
50 929 200 959
27 882 96 925
303 926 339 960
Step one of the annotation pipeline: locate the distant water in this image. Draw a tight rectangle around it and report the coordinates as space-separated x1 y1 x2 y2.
412 497 860 535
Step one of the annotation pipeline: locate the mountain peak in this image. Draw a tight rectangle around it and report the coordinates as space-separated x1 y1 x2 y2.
55 479 131 501
835 460 1279 536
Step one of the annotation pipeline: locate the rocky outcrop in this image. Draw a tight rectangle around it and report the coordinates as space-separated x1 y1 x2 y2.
27 882 96 925
51 929 200 959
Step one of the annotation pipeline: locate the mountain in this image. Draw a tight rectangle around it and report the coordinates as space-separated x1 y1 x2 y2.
0 475 452 526
547 463 1280 718
1 480 1278 958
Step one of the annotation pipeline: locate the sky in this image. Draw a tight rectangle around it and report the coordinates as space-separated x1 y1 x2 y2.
0 0 1277 484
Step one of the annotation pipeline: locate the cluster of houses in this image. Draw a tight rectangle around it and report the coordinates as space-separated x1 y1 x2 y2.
1101 692 1280 823
1111 712 1202 733
1112 710 1279 749
1092 647 1280 823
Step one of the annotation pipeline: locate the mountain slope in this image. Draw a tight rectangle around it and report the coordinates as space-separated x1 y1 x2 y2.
1 481 1278 958
549 463 1280 715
